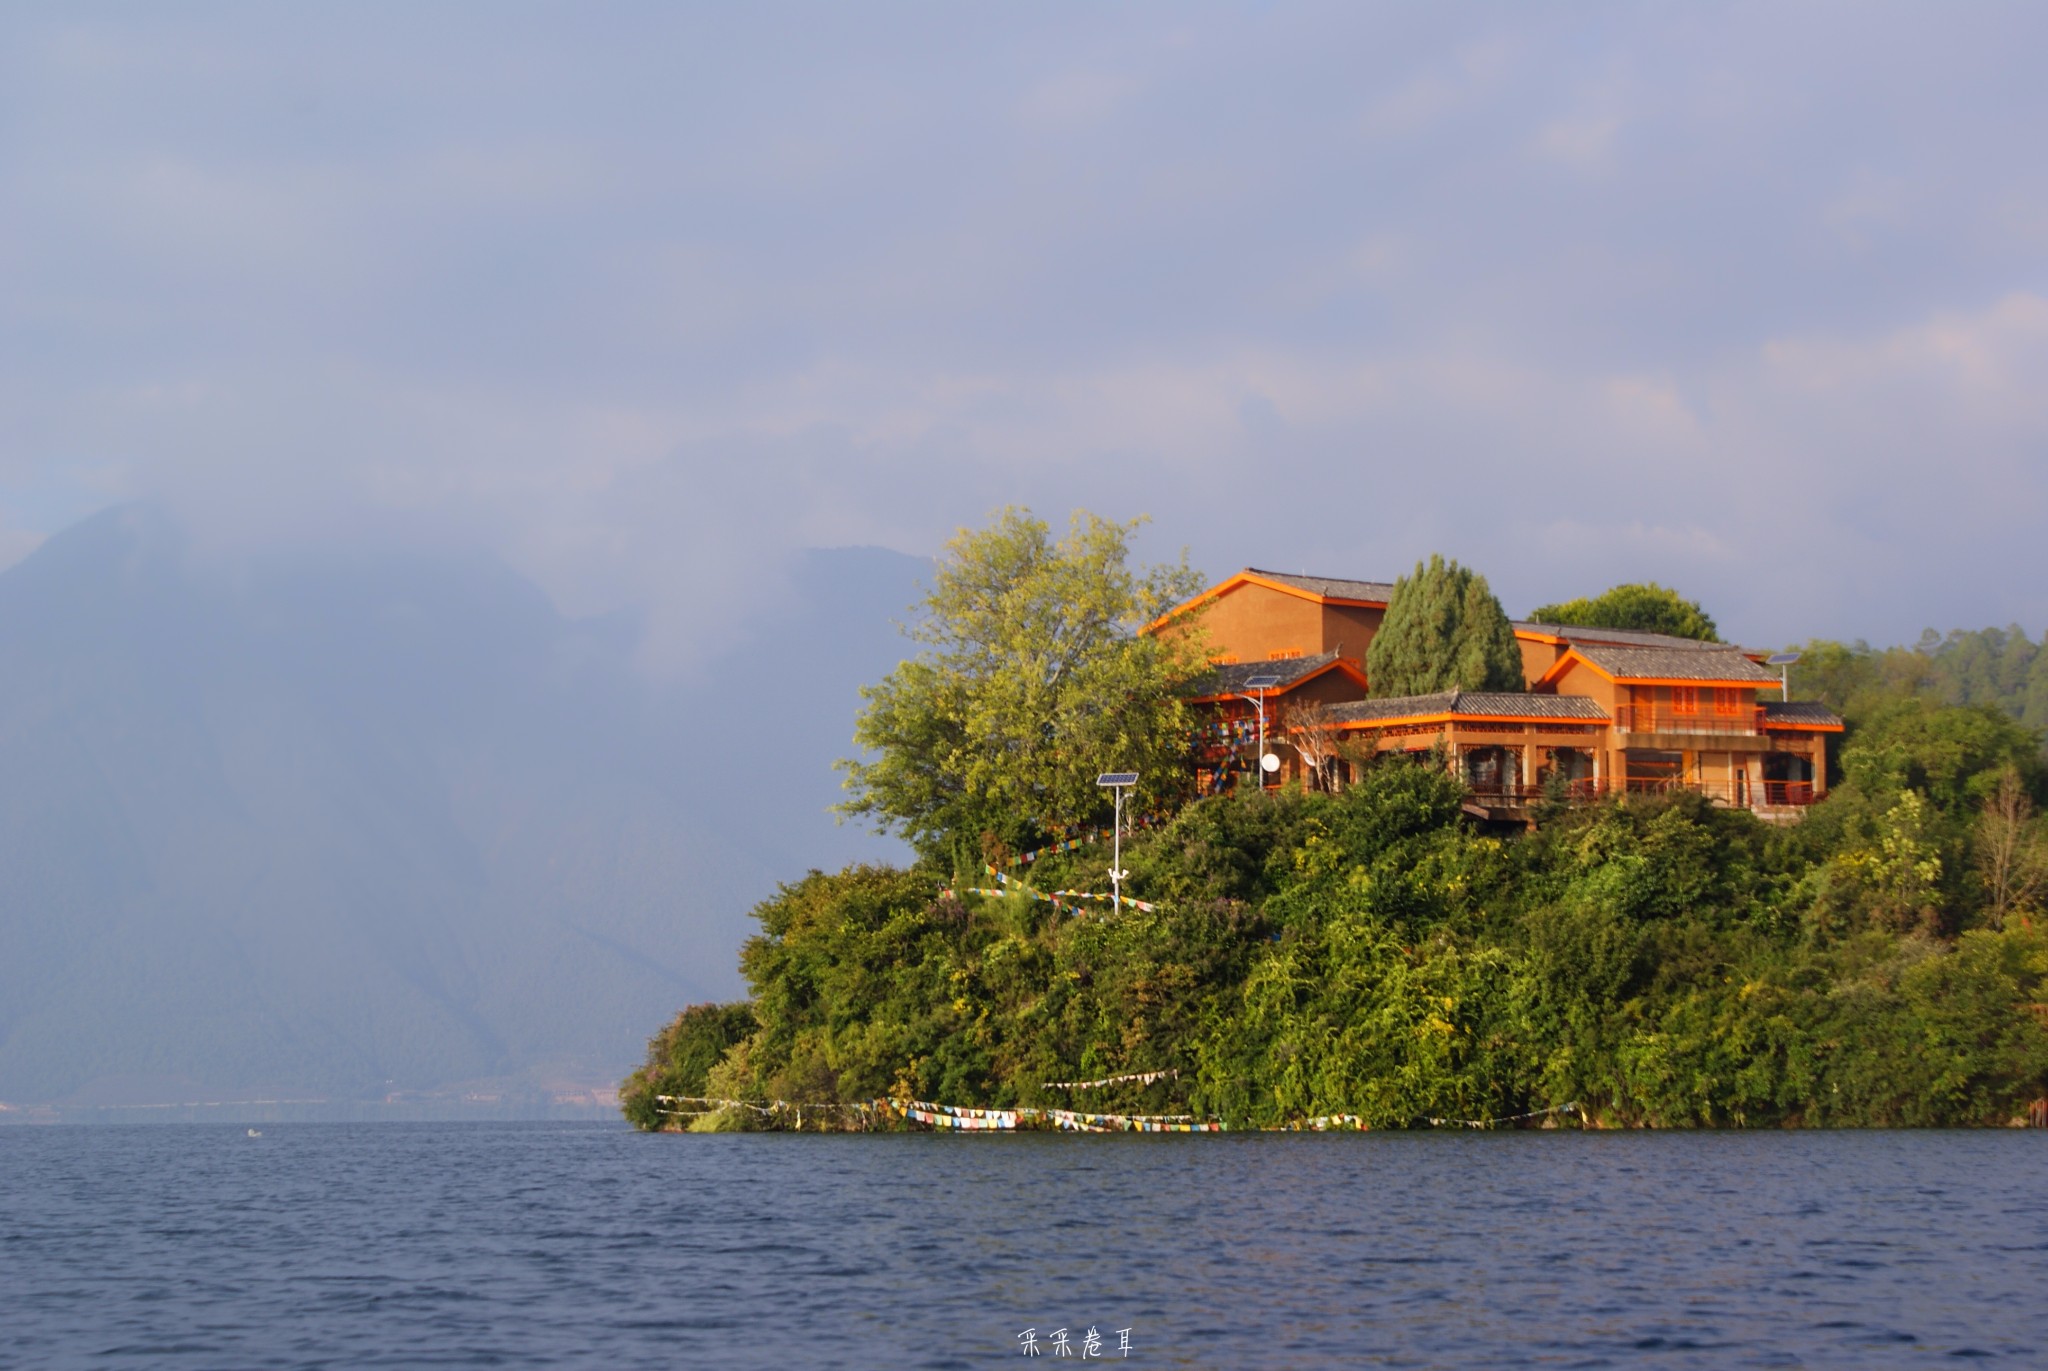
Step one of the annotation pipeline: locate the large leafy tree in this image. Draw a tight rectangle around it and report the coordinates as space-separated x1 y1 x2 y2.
1366 554 1522 697
1528 582 1720 641
838 508 1207 864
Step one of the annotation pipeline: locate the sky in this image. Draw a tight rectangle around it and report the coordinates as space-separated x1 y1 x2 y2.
3 2 2045 663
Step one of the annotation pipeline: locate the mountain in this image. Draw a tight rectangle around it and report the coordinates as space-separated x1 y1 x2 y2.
0 505 921 1113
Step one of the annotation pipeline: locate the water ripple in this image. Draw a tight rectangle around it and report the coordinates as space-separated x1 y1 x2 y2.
2 1126 2046 1368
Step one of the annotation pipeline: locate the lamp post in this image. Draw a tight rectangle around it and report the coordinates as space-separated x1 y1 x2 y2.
1238 675 1281 791
1096 772 1139 909
1766 652 1802 702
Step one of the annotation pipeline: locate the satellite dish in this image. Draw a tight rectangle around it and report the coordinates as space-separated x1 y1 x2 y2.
1261 753 1281 773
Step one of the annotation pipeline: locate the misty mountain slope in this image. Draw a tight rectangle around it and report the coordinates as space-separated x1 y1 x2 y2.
0 506 920 1104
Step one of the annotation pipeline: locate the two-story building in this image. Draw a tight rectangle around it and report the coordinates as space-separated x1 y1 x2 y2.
1155 567 1843 818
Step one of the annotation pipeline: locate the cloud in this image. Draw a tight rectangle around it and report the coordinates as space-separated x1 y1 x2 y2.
1355 34 1516 142
1 2 2045 661
1531 114 1620 173
1018 68 1143 133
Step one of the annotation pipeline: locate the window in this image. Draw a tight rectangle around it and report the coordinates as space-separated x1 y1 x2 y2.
1671 686 1698 714
1211 653 1240 665
1713 688 1741 716
1266 647 1304 660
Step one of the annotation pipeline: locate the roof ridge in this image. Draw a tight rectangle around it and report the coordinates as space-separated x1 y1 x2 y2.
1567 641 1778 682
1242 567 1397 591
1515 620 1739 651
1245 565 1388 578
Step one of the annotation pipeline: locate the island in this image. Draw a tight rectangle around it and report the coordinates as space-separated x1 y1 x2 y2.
623 510 2048 1132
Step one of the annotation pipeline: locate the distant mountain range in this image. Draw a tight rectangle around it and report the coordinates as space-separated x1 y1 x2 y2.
0 505 920 1115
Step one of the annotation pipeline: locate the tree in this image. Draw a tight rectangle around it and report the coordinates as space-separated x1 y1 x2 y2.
617 1001 757 1130
1867 786 1941 934
1975 767 2048 928
837 508 1207 864
1278 696 1346 792
1527 583 1720 641
1366 555 1523 698
1837 697 2044 818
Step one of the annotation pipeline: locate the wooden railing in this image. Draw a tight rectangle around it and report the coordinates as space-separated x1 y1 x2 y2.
1612 705 1764 736
1464 778 1819 809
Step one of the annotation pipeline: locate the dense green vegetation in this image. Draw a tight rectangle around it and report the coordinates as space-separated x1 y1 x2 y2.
1527 582 1720 641
1366 555 1523 697
622 680 2048 1123
623 518 2048 1131
836 508 1204 866
625 699 2048 1131
1794 629 2048 733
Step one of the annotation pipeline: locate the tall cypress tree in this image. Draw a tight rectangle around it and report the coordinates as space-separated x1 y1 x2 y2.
1367 554 1524 697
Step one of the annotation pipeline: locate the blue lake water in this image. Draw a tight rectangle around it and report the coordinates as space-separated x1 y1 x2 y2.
3 1123 2046 1368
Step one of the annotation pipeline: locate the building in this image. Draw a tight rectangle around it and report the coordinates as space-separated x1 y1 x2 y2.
1155 567 1843 819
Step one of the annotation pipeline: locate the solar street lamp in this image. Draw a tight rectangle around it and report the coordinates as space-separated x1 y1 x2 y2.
1096 772 1139 909
1766 652 1802 702
1238 675 1281 792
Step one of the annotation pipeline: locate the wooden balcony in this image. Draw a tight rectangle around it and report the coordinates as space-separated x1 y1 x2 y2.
1612 705 1763 737
1465 778 1819 811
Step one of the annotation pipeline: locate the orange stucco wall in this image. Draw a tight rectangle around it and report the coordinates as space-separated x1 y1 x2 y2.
1319 603 1384 663
1543 659 1622 712
1162 582 1382 673
1288 670 1371 708
1516 635 1568 687
1166 584 1325 663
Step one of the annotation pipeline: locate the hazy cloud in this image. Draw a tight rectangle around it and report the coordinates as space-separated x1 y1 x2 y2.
3 2 2044 660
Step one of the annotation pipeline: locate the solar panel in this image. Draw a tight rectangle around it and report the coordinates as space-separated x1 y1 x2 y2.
1096 772 1140 787
1243 675 1282 689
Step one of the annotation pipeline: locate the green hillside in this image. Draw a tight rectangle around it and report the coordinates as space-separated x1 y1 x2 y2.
623 520 2048 1132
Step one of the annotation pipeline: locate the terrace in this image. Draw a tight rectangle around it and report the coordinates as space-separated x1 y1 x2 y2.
1612 703 1764 735
1460 777 1820 811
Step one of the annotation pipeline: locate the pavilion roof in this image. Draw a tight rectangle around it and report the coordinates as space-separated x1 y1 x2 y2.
1761 699 1845 729
1565 643 1780 683
1193 651 1348 699
1241 569 1397 603
1325 690 1610 723
1513 621 1743 652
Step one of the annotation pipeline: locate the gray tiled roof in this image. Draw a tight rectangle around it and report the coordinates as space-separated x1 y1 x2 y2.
1195 651 1347 697
1569 643 1780 683
1762 700 1845 728
1514 621 1740 652
1326 690 1609 723
1245 569 1397 603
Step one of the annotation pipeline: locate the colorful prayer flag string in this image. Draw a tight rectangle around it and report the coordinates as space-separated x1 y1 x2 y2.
1042 1069 1179 1090
1006 814 1168 868
977 865 1159 913
1424 1101 1580 1129
885 1099 1225 1133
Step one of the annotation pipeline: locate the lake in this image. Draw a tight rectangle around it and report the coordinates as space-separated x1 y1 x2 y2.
3 1123 2045 1367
